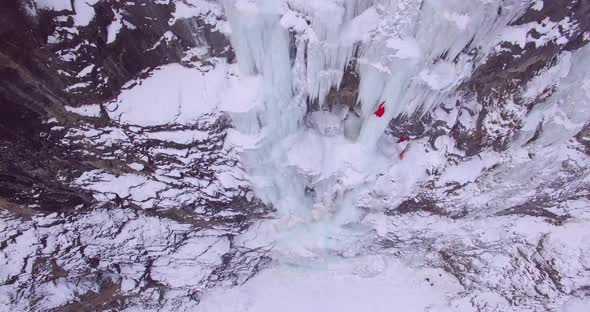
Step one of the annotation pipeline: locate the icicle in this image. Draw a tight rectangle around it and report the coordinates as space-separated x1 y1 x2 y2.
221 0 293 104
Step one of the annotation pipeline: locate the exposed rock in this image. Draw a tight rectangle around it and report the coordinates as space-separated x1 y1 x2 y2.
2 0 590 311
575 122 590 155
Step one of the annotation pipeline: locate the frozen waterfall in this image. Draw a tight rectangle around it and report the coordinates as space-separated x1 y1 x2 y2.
220 0 533 260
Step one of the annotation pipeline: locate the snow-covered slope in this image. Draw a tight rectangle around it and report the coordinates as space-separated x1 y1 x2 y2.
1 0 590 311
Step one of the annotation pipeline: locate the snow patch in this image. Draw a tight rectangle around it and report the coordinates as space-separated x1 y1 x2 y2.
65 104 101 117
107 13 123 44
76 64 95 77
128 163 145 171
108 61 261 126
145 129 209 144
532 0 544 11
34 0 71 11
198 256 463 312
73 0 98 26
75 170 166 202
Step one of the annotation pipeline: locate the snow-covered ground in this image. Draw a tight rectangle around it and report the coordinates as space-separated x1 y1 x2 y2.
197 256 464 312
107 60 262 126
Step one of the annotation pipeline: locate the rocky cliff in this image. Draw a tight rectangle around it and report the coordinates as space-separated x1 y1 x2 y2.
1 0 590 311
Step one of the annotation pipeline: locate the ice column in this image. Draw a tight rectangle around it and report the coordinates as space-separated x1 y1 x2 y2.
221 0 298 139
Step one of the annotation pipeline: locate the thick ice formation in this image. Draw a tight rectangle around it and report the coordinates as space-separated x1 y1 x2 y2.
224 0 529 145
219 0 533 260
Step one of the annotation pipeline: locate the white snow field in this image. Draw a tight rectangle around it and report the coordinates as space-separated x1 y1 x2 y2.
107 60 263 126
198 256 464 312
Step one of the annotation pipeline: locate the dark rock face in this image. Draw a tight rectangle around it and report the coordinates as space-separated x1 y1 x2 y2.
324 61 360 111
1 0 91 213
575 122 590 155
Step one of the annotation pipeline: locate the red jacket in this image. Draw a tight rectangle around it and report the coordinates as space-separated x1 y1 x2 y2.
374 102 385 117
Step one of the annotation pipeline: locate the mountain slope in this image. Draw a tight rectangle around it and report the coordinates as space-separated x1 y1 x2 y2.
1 0 589 311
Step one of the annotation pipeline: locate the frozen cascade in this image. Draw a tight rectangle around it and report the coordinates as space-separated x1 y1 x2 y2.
221 0 295 130
222 0 383 260
221 0 534 260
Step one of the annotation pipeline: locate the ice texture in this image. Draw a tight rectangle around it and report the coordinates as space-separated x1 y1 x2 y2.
219 0 534 261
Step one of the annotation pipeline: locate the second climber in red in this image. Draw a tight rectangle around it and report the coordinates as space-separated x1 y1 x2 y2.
397 135 410 160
